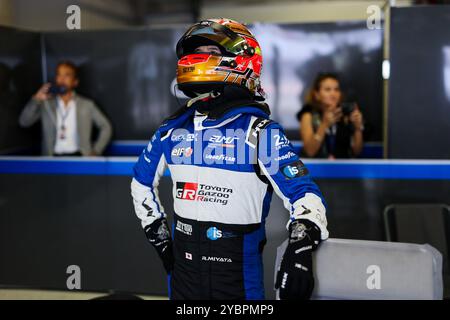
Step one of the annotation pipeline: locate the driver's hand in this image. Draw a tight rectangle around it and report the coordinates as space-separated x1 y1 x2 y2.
275 219 321 300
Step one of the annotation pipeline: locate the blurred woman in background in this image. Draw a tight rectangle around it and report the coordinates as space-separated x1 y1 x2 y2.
297 73 364 159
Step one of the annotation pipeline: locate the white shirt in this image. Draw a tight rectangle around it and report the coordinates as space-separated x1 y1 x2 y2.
54 96 79 154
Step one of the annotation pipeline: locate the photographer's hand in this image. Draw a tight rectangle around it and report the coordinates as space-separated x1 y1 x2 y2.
350 106 364 156
350 108 363 130
322 108 342 128
33 83 51 102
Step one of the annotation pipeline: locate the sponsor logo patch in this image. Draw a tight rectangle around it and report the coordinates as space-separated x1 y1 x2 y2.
171 133 197 142
176 220 193 236
206 227 236 240
207 135 239 148
246 118 272 148
171 147 193 157
274 133 290 150
291 222 308 242
204 153 236 162
281 160 309 179
206 227 222 240
274 151 296 162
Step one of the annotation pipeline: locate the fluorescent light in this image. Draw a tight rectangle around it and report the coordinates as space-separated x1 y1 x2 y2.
382 59 390 80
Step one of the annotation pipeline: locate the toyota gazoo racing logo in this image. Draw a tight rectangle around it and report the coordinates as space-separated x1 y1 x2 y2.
176 182 232 205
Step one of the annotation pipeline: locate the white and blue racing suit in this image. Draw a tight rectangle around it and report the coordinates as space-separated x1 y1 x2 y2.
131 103 328 299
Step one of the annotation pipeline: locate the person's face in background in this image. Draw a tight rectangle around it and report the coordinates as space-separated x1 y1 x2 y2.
55 64 78 92
194 45 221 55
314 77 341 110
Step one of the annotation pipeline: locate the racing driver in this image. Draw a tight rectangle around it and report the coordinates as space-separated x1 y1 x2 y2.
131 18 329 300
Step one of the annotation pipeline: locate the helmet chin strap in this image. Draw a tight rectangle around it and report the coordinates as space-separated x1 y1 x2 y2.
186 90 221 108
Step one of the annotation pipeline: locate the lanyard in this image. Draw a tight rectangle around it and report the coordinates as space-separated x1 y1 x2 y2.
58 100 73 138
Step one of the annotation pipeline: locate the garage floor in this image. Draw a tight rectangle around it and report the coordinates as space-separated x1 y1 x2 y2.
0 289 167 300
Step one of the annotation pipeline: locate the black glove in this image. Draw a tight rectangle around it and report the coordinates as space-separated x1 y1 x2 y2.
144 218 174 274
275 219 321 300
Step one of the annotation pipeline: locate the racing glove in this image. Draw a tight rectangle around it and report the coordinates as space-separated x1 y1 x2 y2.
275 219 321 300
144 218 174 274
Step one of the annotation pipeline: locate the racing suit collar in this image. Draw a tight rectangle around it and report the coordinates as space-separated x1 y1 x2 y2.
164 86 270 129
190 85 270 119
192 105 270 131
189 88 270 130
201 100 270 121
200 104 270 128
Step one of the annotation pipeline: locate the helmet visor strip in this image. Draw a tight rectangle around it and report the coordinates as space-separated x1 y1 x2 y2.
177 21 250 58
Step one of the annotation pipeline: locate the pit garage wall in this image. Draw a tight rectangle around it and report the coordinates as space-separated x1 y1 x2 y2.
0 27 42 154
40 21 383 141
1 20 383 155
388 5 450 159
1 158 449 299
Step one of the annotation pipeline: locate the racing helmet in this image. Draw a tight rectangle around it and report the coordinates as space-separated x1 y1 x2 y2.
176 18 264 99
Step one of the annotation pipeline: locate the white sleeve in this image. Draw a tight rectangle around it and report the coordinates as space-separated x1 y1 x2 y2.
131 130 168 229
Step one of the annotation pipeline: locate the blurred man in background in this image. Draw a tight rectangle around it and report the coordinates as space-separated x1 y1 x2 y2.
19 61 112 156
